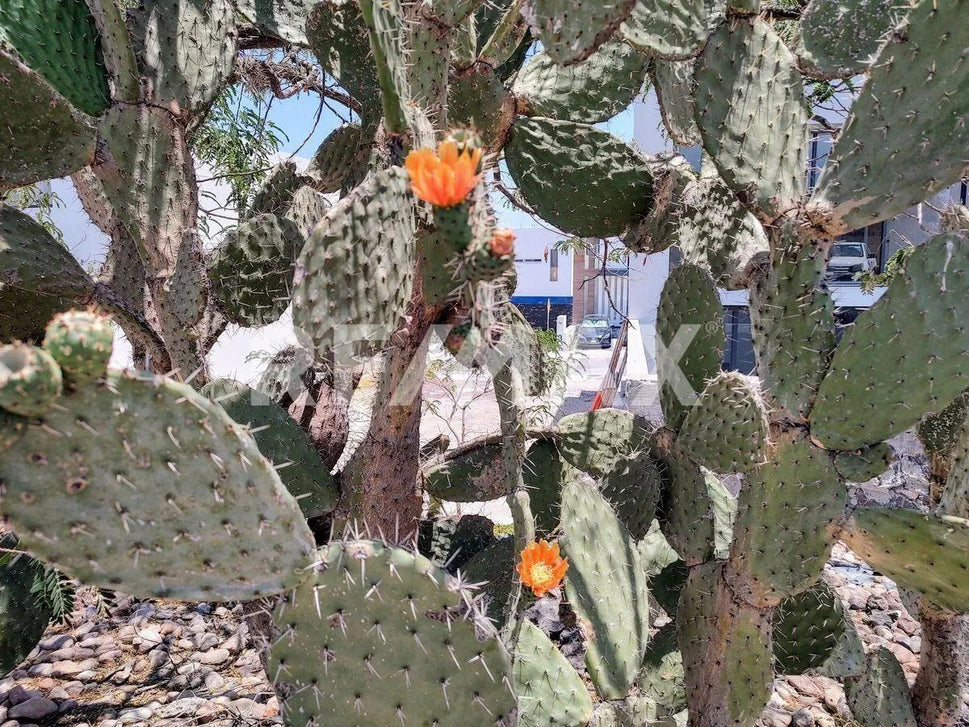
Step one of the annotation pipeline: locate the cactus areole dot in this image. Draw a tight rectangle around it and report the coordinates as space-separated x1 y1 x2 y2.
405 141 482 208
518 539 569 597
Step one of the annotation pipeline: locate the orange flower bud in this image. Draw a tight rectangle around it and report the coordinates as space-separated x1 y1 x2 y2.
404 141 482 208
517 539 569 597
489 228 515 257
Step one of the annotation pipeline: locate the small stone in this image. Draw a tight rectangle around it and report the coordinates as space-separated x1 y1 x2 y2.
791 709 815 727
51 659 97 678
38 635 73 652
48 687 69 700
27 664 52 678
193 633 219 651
5 687 39 706
204 672 225 691
197 648 230 666
195 603 212 615
9 696 58 721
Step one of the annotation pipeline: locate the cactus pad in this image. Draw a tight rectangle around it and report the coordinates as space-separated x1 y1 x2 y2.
513 41 649 124
621 0 725 59
293 167 416 360
728 435 845 606
676 562 773 726
201 379 338 519
556 408 653 478
268 539 514 727
833 443 894 483
695 18 808 220
208 213 304 328
306 123 364 193
235 0 320 46
423 440 511 502
505 117 654 238
810 0 969 233
523 0 636 65
250 162 304 216
0 370 315 600
656 263 725 430
639 622 686 715
0 344 62 417
560 478 650 699
42 310 113 386
676 160 771 288
773 581 863 676
513 619 594 727
798 0 913 78
845 647 918 727
651 60 701 146
0 539 54 674
750 229 835 422
810 233 969 450
522 438 568 534
462 537 516 626
677 372 769 474
0 51 96 191
624 154 696 254
840 509 969 612
599 451 663 540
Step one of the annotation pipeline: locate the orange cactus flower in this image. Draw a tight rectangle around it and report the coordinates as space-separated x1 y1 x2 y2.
405 141 482 208
489 228 516 257
517 539 569 597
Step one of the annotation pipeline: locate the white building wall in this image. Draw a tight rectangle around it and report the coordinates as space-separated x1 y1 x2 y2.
511 226 572 300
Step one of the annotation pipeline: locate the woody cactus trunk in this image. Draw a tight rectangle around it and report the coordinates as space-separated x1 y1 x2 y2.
3 0 969 725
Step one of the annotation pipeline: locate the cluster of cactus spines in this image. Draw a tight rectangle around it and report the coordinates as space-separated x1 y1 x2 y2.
4 0 969 723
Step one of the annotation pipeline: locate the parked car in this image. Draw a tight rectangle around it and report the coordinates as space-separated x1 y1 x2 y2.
825 241 876 282
576 315 612 348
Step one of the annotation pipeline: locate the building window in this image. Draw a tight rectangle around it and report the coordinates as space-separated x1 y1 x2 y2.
549 248 559 281
807 130 833 190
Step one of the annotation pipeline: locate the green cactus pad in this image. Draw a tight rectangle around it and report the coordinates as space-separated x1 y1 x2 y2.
0 539 54 674
208 213 304 329
514 619 594 727
810 0 969 234
505 117 654 238
307 0 382 124
811 233 969 450
249 162 304 216
448 64 514 150
131 0 236 114
600 451 663 540
678 372 769 474
0 51 96 191
406 14 450 126
418 230 461 306
0 370 315 600
523 0 636 65
357 0 414 134
651 60 701 146
423 440 510 502
845 647 917 727
942 420 969 517
236 0 320 46
656 263 725 431
292 167 416 360
556 408 653 478
305 123 364 193
833 443 894 483
0 204 95 342
0 411 25 454
728 435 845 607
676 160 771 288
0 0 110 116
919 390 969 466
200 379 337 519
522 438 568 534
621 0 725 59
561 478 650 699
639 622 686 715
513 40 649 124
417 515 495 572
840 509 969 612
773 581 863 676
0 344 63 417
268 539 514 727
42 310 113 386
284 186 330 238
651 558 689 615
462 537 516 625
657 445 734 565
695 18 808 220
750 228 835 422
798 0 913 79
676 562 773 727
624 154 696 254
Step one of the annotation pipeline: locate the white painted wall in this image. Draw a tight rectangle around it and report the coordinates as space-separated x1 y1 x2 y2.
511 226 573 299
